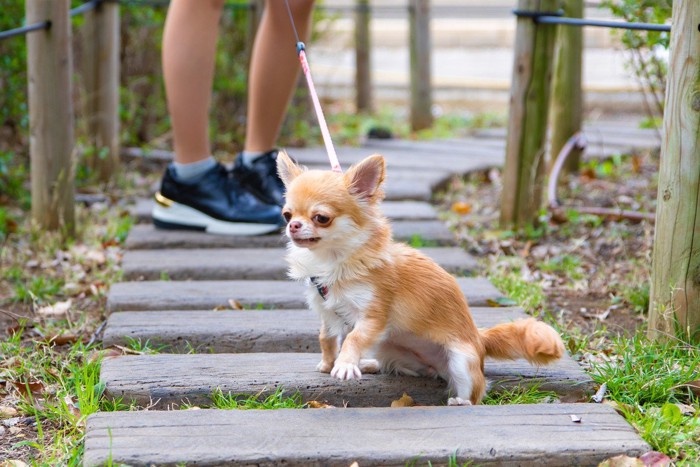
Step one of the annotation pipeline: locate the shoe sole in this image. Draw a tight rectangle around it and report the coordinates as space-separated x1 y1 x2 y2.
152 201 282 236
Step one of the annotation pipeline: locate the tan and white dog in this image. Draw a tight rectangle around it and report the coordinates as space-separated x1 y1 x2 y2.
277 151 564 404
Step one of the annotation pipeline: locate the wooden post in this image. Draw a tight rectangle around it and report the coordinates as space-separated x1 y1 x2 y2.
409 0 432 131
648 0 700 342
549 0 582 174
83 0 120 182
500 0 558 228
26 0 75 234
355 0 372 113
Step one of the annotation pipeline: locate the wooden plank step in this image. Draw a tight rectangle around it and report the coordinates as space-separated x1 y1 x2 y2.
131 199 438 224
100 352 593 409
84 404 649 466
122 247 478 281
106 277 503 312
127 144 501 174
473 124 661 148
124 220 456 250
103 307 525 352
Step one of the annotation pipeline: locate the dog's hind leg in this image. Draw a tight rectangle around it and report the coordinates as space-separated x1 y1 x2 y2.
445 342 485 405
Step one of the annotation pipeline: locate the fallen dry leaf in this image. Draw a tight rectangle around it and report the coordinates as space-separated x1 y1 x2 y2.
591 383 607 403
681 379 700 397
639 451 671 467
1 460 30 467
36 300 72 319
598 455 643 467
306 400 335 409
62 395 81 419
44 333 80 346
228 299 244 310
569 414 582 423
451 201 472 215
11 379 45 397
0 406 17 419
391 393 415 408
486 297 518 307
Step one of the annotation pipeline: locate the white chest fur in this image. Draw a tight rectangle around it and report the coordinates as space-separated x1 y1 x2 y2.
306 280 375 337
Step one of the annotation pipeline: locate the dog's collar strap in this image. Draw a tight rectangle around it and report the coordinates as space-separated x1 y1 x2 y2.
310 276 328 300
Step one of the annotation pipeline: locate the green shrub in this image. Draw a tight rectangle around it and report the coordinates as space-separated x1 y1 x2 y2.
601 0 672 122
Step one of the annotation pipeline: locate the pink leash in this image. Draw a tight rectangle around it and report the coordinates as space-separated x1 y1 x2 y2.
284 1 342 173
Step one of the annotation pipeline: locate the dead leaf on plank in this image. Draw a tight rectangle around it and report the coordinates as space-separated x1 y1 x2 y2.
36 300 72 319
598 455 643 467
569 414 581 423
591 383 607 403
306 400 335 409
391 393 415 408
228 299 244 310
486 297 518 307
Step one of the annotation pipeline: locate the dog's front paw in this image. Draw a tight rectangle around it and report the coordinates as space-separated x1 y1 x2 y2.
359 358 380 374
316 360 333 373
331 361 362 380
447 397 472 406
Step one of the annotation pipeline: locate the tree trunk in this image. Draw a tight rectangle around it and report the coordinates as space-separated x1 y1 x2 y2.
648 0 700 342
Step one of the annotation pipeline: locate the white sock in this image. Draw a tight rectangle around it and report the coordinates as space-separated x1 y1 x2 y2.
172 156 217 182
241 150 268 167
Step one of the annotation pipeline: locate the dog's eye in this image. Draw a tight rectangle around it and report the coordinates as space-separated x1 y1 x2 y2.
282 211 292 223
313 214 331 226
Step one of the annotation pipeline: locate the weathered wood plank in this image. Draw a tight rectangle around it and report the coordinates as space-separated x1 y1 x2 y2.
124 221 455 250
122 247 478 281
106 277 503 312
103 307 526 352
84 404 649 467
131 199 438 224
101 353 593 409
472 124 661 149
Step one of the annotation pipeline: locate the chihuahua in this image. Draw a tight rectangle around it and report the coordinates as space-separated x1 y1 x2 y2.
277 152 565 405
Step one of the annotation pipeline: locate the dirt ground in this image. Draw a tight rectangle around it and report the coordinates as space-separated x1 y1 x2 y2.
440 147 659 339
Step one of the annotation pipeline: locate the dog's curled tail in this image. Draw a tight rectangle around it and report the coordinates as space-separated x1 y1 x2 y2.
479 318 565 365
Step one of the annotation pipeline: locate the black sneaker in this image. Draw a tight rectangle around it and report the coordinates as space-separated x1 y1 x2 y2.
232 150 286 207
152 163 284 236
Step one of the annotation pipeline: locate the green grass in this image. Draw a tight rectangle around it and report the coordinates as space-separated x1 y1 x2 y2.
488 271 546 314
483 384 558 405
408 234 440 248
209 386 305 410
538 254 584 281
2 329 132 463
589 334 700 460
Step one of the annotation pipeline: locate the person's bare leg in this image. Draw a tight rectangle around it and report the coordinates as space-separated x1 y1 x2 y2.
244 0 315 153
163 0 224 164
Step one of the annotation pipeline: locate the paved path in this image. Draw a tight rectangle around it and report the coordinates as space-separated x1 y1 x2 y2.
85 125 657 465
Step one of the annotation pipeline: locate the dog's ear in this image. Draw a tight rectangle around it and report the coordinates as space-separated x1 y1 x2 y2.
276 150 303 187
345 154 385 202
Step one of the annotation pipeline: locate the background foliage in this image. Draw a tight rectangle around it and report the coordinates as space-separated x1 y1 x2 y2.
601 0 672 123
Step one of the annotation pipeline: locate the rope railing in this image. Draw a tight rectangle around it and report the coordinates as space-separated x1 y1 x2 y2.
513 9 672 32
0 0 102 41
